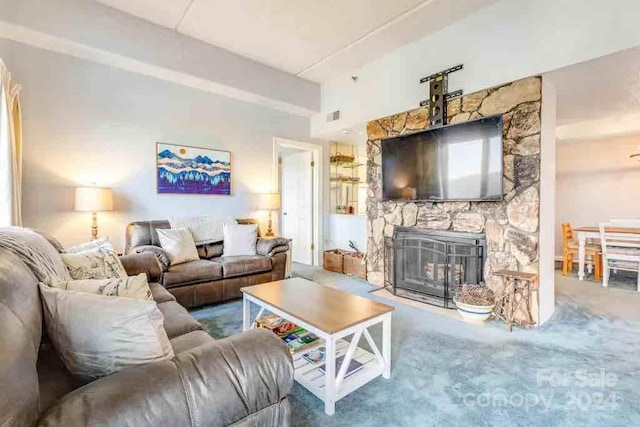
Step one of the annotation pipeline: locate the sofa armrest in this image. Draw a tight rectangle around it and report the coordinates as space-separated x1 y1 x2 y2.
128 245 170 271
37 329 294 427
119 252 163 283
257 237 291 257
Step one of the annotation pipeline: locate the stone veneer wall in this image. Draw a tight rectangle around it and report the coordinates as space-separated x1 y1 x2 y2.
365 76 541 301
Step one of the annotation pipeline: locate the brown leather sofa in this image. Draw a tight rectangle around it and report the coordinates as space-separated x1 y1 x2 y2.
0 236 294 427
125 220 291 309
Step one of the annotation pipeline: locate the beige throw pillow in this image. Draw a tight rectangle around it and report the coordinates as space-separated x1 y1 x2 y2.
222 223 258 256
156 228 199 265
51 273 152 301
39 284 174 381
61 247 127 280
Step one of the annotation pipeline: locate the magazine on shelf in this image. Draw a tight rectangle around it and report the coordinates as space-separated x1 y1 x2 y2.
317 355 364 378
254 314 297 336
281 328 319 353
255 315 320 353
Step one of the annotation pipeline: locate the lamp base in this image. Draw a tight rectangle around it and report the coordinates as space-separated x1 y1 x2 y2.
91 211 98 240
266 210 275 237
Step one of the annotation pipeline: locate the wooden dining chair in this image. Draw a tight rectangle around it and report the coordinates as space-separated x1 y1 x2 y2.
599 222 640 291
561 223 601 280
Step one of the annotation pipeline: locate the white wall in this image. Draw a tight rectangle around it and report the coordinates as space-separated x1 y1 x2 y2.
312 0 640 138
555 135 640 257
539 77 557 325
0 39 313 251
328 214 367 253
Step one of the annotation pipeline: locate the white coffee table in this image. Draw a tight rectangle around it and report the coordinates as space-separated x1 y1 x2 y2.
241 278 394 415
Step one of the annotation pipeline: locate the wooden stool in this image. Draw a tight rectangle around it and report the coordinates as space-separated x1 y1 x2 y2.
493 270 538 331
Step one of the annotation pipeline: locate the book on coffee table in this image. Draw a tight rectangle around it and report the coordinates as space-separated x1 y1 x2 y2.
317 355 364 378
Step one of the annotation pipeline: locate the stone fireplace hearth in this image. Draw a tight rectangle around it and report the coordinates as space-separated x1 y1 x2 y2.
365 76 541 320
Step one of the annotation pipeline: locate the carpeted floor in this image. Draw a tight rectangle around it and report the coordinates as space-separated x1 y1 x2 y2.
190 264 640 427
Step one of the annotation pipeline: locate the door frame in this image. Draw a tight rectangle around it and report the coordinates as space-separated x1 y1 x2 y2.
273 137 323 266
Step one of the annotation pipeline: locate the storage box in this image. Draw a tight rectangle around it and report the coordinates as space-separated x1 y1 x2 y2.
323 249 346 273
343 252 366 279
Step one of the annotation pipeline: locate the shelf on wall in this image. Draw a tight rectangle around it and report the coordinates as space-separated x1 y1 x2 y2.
329 161 364 168
330 179 362 184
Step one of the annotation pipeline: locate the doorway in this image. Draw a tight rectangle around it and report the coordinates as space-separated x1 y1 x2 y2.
544 45 640 321
273 138 323 266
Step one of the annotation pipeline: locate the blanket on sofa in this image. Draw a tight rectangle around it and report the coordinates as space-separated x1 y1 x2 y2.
168 216 227 245
0 227 71 284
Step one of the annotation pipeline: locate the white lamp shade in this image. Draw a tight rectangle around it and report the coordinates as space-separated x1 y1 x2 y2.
259 193 281 210
75 187 113 212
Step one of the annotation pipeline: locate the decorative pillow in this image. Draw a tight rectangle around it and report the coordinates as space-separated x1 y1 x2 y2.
51 273 152 301
156 228 199 265
223 223 258 257
61 247 127 280
65 237 115 253
39 284 174 381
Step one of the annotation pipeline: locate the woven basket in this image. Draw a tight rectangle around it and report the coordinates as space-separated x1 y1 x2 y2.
323 249 346 273
343 252 366 279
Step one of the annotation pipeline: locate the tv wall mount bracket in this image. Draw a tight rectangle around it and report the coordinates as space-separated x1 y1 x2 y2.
419 64 463 128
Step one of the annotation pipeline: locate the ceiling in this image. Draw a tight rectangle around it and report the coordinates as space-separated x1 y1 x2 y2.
549 45 640 142
96 0 498 83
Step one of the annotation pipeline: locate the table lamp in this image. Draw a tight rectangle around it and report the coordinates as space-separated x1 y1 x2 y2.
75 186 113 240
259 193 281 237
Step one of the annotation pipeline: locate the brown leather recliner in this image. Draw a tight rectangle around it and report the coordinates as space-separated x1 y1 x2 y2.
125 219 291 309
0 237 294 427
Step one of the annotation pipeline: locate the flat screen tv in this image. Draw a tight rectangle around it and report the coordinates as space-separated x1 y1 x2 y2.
381 115 503 202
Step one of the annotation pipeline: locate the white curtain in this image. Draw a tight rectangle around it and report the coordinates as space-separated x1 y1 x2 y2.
0 59 22 226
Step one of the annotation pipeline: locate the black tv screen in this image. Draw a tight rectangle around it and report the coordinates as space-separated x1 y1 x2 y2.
381 115 503 202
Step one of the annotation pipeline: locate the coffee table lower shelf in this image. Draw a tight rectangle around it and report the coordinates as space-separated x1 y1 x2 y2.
292 339 383 403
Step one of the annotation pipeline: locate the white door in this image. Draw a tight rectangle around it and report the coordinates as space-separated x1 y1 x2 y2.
281 150 313 264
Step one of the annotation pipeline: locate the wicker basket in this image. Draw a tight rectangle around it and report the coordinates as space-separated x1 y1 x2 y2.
323 249 346 273
343 252 366 279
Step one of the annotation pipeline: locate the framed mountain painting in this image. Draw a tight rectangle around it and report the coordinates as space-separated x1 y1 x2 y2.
156 142 231 195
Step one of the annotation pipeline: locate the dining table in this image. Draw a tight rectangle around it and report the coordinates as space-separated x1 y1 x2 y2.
573 226 640 280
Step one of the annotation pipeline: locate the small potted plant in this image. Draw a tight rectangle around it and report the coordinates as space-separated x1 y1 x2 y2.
453 284 495 323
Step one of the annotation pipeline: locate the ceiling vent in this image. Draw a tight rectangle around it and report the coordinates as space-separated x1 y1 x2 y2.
326 110 340 122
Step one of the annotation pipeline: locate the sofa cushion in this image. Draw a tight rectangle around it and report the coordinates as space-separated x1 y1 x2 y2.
39 284 174 381
212 256 272 279
149 282 176 303
163 260 223 288
125 220 171 252
156 228 199 265
169 330 214 354
157 300 203 339
222 223 258 257
197 242 224 259
37 343 84 412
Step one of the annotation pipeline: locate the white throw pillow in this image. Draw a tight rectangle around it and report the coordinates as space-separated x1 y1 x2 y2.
156 228 200 265
61 247 127 280
39 284 174 381
223 223 258 257
51 273 152 301
65 237 115 253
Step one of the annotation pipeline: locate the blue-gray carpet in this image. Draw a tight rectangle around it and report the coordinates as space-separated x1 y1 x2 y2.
190 266 640 427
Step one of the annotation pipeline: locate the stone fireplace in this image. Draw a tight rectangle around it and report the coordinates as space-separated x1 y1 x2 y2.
386 227 486 308
366 76 541 320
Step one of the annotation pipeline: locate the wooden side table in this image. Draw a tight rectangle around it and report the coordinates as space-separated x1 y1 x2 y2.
493 270 538 331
